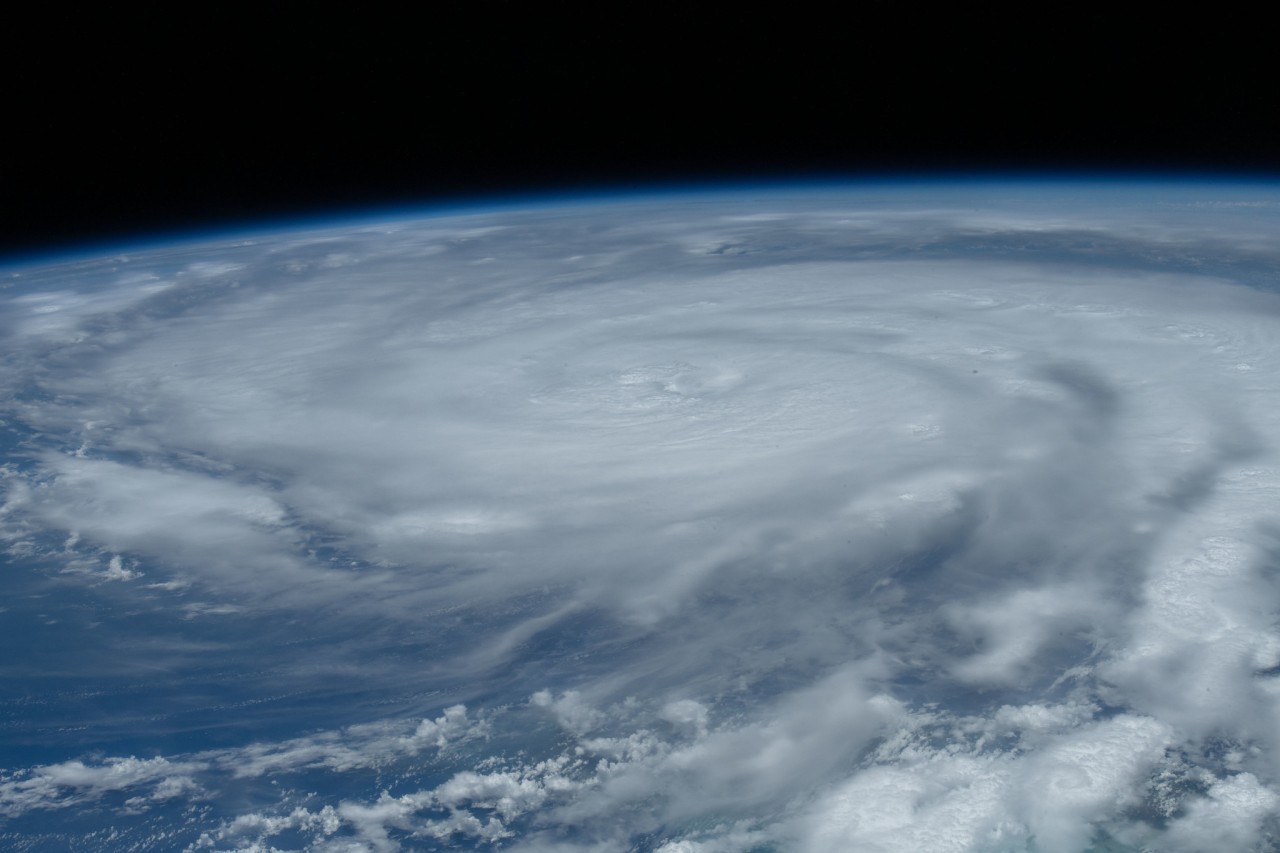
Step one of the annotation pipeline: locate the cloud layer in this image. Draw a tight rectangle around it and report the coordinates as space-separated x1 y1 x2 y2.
3 184 1280 849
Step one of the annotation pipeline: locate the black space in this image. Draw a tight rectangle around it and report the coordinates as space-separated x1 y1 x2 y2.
4 16 1276 259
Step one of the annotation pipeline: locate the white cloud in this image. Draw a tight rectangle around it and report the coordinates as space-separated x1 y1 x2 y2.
211 704 488 780
0 756 206 817
945 582 1113 686
1017 715 1173 852
800 754 1019 853
101 553 140 581
1160 772 1280 851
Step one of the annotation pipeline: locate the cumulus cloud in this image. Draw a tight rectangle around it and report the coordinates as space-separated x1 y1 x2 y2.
3 186 1280 849
0 756 205 817
1159 772 1280 851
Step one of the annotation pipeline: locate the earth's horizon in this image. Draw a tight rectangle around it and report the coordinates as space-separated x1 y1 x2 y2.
3 179 1280 851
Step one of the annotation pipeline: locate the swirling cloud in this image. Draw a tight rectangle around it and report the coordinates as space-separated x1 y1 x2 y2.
2 185 1280 850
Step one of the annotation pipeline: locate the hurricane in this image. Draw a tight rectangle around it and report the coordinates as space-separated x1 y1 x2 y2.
3 182 1280 851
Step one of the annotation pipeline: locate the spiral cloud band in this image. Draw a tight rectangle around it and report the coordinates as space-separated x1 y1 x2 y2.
2 184 1280 850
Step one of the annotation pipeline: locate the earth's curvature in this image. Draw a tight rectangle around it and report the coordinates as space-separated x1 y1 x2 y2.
2 182 1280 851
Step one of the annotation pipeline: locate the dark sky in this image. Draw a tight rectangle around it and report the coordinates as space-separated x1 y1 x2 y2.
4 16 1275 259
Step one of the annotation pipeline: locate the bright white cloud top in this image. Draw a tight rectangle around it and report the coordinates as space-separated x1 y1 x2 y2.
2 183 1280 851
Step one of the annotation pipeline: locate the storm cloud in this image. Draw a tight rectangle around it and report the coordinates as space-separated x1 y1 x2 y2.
3 184 1280 850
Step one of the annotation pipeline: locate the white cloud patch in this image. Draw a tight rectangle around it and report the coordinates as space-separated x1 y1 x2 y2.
1159 772 1280 851
3 186 1280 849
207 704 489 781
0 756 205 817
101 553 140 581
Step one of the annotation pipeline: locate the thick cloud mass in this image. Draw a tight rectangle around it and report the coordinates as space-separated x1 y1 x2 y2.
3 184 1280 850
